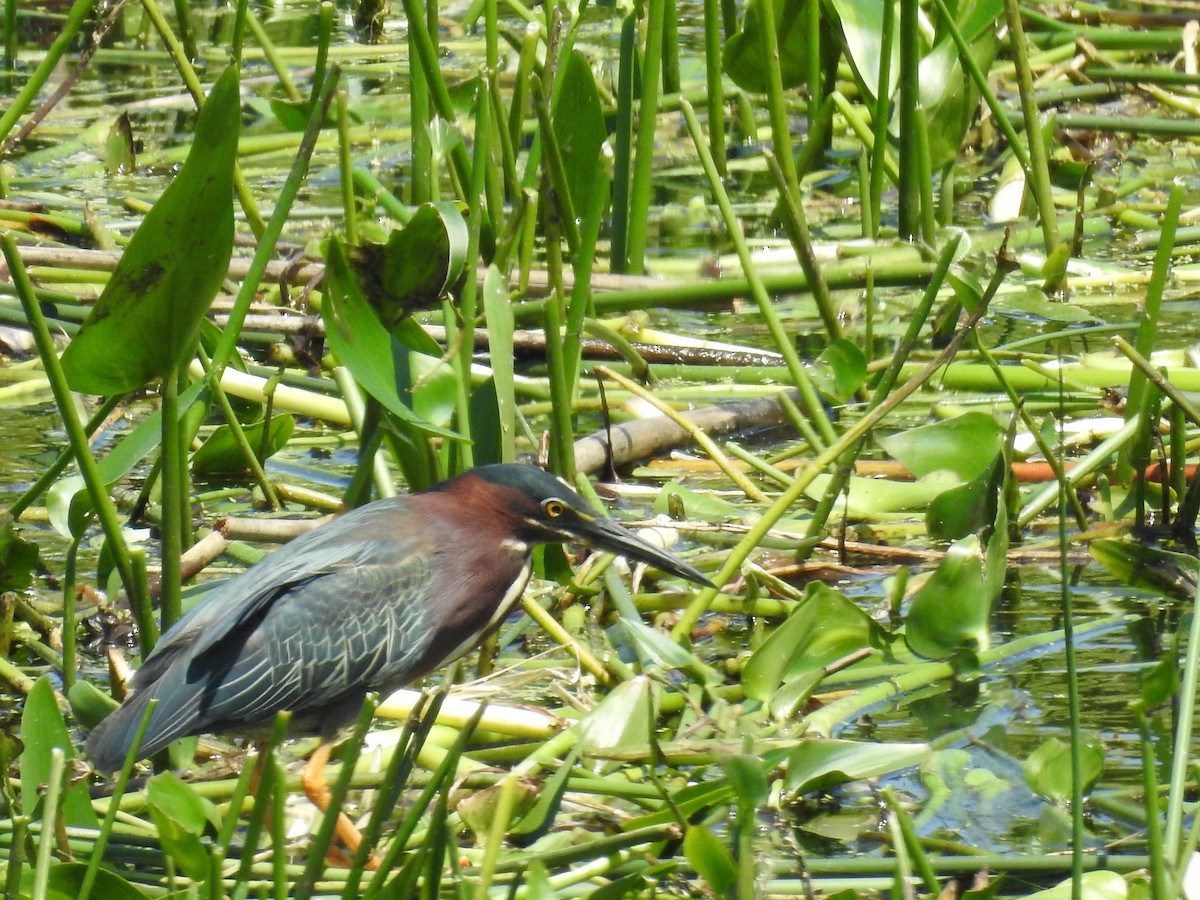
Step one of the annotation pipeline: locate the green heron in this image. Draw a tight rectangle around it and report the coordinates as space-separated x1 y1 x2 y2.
86 463 710 853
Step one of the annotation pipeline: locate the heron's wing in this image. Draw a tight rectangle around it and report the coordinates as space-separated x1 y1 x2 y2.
146 548 439 743
132 500 414 691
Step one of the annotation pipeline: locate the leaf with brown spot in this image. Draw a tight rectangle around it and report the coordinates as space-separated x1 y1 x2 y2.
61 67 240 394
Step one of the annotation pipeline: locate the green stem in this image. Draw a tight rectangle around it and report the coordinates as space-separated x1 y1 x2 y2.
1 236 144 613
679 99 835 446
159 368 183 630
625 0 665 274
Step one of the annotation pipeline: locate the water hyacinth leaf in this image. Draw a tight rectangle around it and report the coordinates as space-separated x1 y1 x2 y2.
321 238 460 441
805 470 962 515
147 771 219 882
1090 539 1198 601
576 676 655 751
0 520 38 591
36 865 146 900
725 754 770 808
684 826 737 895
927 455 1002 541
1023 871 1127 900
457 777 540 843
1023 736 1104 801
880 412 1004 481
723 0 811 92
743 582 887 704
991 286 1099 324
60 67 239 394
652 482 745 522
785 738 928 794
826 0 899 100
521 862 555 900
553 50 606 218
191 414 295 474
904 536 992 659
347 202 469 328
811 338 868 403
20 676 98 828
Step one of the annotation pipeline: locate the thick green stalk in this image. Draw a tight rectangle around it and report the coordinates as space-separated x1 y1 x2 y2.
1003 0 1060 259
625 0 665 274
158 369 184 629
896 0 920 236
680 99 836 446
869 0 895 235
757 0 801 207
1165 571 1200 860
209 69 340 376
702 0 727 178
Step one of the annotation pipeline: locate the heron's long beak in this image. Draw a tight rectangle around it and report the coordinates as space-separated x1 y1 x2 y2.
572 513 715 588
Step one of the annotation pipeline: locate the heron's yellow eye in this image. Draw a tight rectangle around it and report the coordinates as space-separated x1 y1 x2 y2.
543 499 566 518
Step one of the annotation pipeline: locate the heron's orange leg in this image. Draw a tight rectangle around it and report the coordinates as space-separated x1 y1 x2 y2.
301 740 380 869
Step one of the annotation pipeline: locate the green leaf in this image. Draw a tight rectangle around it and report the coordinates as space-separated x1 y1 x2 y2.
553 50 607 219
742 582 887 712
904 536 992 659
723 0 813 92
1023 736 1104 801
811 338 868 403
19 676 98 828
0 520 39 592
104 111 136 175
927 455 1002 541
60 67 239 394
1023 871 1127 900
785 738 929 793
575 676 655 751
146 771 219 882
684 826 737 895
41 864 148 900
827 0 900 101
191 414 295 474
347 202 470 329
321 237 461 441
805 470 963 516
879 412 1004 481
67 679 119 732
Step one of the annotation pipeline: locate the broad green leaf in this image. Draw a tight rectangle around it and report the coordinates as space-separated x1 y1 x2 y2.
553 50 607 219
0 520 38 591
61 67 239 394
105 111 135 175
575 676 655 751
67 679 119 731
805 470 962 515
827 0 899 100
991 286 1099 324
811 338 868 403
347 202 469 329
684 826 736 895
510 746 582 844
1023 736 1104 801
904 536 992 658
20 676 98 828
742 582 887 708
321 237 461 441
880 412 1003 481
1023 871 1126 900
456 777 540 843
725 754 770 809
927 455 1001 541
35 864 148 900
618 618 722 684
723 0 813 92
191 414 295 474
785 738 928 793
1133 653 1178 712
147 771 219 882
